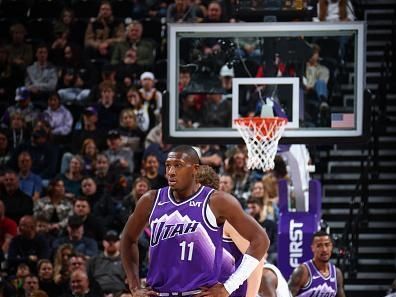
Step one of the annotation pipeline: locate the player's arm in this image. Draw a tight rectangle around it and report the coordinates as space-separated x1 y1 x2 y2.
198 191 269 297
223 221 264 297
288 265 309 296
120 190 157 292
335 268 346 297
259 268 277 297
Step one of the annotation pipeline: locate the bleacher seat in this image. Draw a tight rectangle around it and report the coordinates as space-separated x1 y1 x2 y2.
111 0 133 18
72 0 100 18
30 0 64 18
0 0 30 19
26 18 54 44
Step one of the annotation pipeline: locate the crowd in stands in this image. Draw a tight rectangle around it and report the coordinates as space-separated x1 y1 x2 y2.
0 0 356 296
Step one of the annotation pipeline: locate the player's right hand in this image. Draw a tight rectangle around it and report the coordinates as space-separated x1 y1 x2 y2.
130 287 159 297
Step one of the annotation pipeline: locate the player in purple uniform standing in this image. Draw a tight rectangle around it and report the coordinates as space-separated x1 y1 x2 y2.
288 231 346 297
120 145 269 297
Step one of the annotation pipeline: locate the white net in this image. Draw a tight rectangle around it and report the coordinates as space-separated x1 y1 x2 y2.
234 117 287 171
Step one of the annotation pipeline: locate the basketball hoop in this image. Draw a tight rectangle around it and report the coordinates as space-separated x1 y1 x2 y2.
234 117 288 171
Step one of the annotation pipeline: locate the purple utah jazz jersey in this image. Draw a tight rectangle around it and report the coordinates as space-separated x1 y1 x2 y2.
147 186 223 293
296 260 337 297
219 238 247 297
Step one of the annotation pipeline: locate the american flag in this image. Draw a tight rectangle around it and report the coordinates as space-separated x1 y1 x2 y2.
331 113 355 128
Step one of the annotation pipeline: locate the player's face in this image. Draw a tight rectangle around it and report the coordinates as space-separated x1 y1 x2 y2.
312 235 333 263
165 152 197 191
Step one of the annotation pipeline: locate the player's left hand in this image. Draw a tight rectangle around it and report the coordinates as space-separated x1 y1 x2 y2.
196 283 229 297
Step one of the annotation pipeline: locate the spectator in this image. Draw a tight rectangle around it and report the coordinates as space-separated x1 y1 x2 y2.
59 155 84 198
56 44 92 100
0 129 12 166
87 230 126 294
71 106 105 153
1 87 40 130
138 72 162 120
0 45 19 106
0 170 33 223
178 65 192 92
224 148 251 200
17 151 43 201
79 139 98 175
246 197 278 264
125 86 156 134
84 0 125 60
198 145 224 173
8 112 31 150
31 289 50 297
167 0 197 22
73 197 104 242
219 64 233 101
200 93 232 127
8 216 50 273
141 154 167 189
104 129 134 174
115 48 143 97
219 173 246 209
11 128 59 180
22 274 40 297
33 178 73 235
62 269 101 297
25 44 58 103
35 216 56 249
316 0 355 22
111 21 156 67
96 81 122 132
5 23 33 71
38 259 62 297
53 8 81 45
42 92 74 139
52 215 98 258
0 200 18 258
53 244 74 286
203 1 228 22
121 177 151 224
92 154 112 197
56 253 88 290
80 177 103 211
251 180 279 222
303 44 330 126
118 108 145 153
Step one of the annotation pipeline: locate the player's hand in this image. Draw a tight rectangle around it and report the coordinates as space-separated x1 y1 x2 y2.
130 287 159 297
196 283 229 297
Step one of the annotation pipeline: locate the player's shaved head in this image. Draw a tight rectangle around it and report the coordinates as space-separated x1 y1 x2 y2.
169 145 201 165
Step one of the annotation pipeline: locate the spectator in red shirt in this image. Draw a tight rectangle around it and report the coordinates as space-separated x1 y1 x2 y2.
0 200 17 258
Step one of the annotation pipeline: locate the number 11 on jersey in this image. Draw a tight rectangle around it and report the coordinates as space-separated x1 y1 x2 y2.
179 241 194 261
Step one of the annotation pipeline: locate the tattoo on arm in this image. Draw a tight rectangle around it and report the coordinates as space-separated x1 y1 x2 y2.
288 265 308 296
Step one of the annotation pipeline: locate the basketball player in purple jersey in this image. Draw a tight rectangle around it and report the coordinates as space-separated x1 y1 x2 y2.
121 146 269 297
288 231 346 297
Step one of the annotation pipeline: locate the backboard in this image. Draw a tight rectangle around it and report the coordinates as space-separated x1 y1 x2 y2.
164 22 367 144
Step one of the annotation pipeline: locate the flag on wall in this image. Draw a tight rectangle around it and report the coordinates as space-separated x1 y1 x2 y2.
331 113 355 128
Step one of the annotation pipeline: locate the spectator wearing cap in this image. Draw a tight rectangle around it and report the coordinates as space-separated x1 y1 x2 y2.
71 106 106 153
111 21 157 67
138 72 162 120
5 23 33 70
52 215 98 258
17 151 43 201
8 216 50 273
104 129 134 174
96 81 122 132
0 169 33 224
219 64 234 101
84 1 125 60
1 87 40 130
42 92 74 140
73 197 104 242
87 230 126 294
25 44 58 103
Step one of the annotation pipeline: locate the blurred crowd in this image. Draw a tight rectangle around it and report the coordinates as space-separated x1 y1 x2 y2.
0 0 356 296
